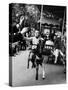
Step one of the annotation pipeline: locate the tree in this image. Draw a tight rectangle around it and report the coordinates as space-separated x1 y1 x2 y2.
12 3 25 26
25 4 40 28
11 4 41 30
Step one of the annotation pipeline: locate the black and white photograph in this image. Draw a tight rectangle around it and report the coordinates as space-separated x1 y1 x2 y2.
9 3 66 87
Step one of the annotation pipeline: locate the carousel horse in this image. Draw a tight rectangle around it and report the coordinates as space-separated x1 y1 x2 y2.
27 41 43 80
52 34 65 65
42 39 54 79
51 48 65 64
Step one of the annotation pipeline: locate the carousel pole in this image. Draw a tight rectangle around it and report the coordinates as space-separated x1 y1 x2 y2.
39 4 43 53
40 5 43 33
62 9 65 36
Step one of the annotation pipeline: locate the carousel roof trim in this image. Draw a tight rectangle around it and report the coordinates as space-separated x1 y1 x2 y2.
37 17 60 25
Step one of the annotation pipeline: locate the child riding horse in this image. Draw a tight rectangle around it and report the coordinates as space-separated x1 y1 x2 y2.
24 30 43 69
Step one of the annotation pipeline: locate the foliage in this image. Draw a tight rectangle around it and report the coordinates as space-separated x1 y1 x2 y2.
11 3 40 28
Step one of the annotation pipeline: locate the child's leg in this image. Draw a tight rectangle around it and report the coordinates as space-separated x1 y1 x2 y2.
27 51 33 68
54 49 59 64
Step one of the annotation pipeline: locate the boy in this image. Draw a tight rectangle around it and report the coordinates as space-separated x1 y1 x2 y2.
25 30 43 68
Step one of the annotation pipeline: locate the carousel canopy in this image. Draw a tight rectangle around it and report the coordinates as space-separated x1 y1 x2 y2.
37 17 60 26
